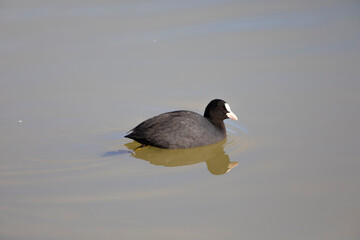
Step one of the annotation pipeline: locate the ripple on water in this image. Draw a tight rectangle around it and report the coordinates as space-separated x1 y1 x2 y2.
0 128 129 185
224 121 250 155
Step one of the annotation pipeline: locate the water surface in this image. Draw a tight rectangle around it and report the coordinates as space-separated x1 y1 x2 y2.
1 0 360 239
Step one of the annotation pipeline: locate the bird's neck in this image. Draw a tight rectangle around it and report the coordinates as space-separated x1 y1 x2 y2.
207 118 226 134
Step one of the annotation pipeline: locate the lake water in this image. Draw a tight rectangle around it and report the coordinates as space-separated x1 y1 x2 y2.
1 1 360 239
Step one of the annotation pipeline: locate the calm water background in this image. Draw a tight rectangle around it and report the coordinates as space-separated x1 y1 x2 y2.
1 0 360 239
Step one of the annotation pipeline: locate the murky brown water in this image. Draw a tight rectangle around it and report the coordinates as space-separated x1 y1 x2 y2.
1 1 360 239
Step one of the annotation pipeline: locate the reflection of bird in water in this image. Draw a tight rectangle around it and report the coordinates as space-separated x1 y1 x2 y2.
124 139 239 175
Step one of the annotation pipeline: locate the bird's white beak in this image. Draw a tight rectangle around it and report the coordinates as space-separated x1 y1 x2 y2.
225 103 238 121
226 111 238 121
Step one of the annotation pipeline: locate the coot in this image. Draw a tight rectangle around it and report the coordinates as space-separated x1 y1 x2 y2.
125 99 238 149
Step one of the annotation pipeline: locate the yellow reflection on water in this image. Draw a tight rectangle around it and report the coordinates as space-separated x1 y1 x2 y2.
125 139 239 175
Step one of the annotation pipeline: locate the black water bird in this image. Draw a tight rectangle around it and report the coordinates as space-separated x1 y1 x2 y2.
125 99 238 149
